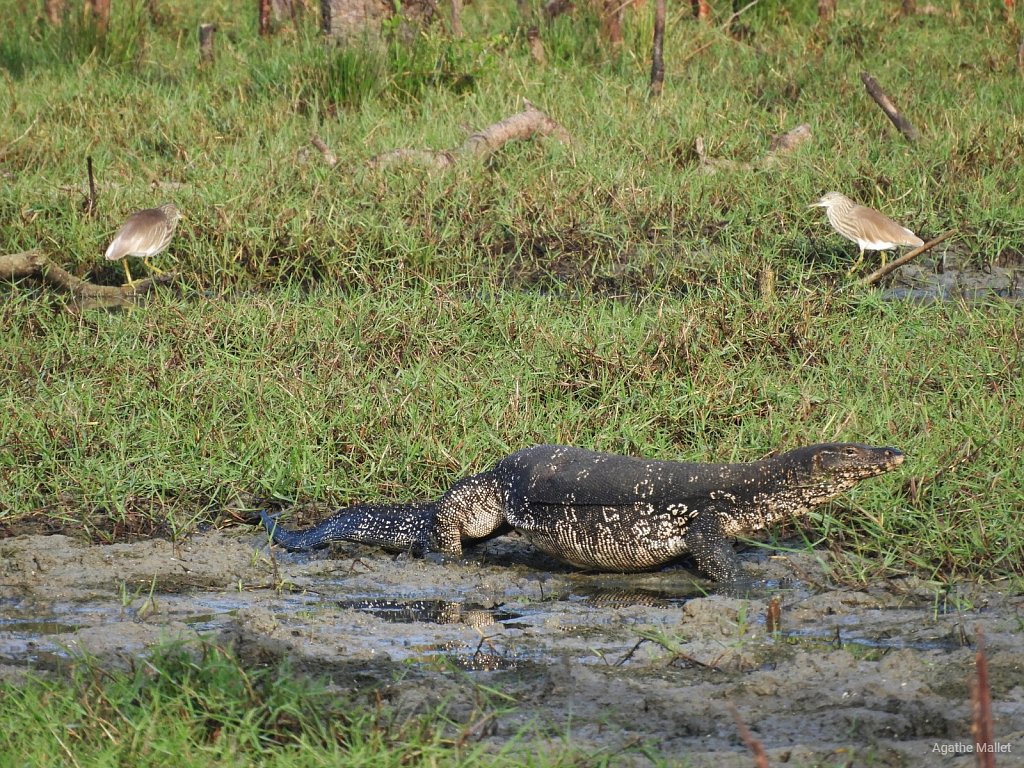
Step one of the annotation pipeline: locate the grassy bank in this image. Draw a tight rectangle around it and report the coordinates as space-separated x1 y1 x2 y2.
1 0 1023 584
1 284 1022 581
0 641 545 768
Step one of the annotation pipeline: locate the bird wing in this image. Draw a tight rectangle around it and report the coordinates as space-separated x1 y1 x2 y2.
104 209 167 260
856 205 923 248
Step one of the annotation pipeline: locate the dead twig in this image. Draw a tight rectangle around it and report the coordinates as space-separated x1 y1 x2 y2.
902 437 983 506
723 0 759 30
728 703 770 768
860 71 920 142
367 100 572 170
858 228 956 286
1 117 39 161
82 156 98 217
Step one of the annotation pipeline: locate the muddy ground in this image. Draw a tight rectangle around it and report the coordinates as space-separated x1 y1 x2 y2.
1 529 1022 767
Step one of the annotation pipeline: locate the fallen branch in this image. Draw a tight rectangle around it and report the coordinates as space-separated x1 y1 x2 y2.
695 123 811 173
1 249 175 300
858 228 956 286
367 100 573 170
860 71 920 142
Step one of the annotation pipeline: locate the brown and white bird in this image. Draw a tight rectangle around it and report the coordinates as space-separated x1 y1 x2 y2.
104 203 182 285
810 191 923 272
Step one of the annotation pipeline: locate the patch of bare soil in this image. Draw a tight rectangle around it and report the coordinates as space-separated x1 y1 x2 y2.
1 530 1022 767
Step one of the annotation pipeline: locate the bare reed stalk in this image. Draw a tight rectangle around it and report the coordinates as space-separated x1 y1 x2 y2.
259 0 272 34
649 0 666 97
971 626 995 768
199 23 217 66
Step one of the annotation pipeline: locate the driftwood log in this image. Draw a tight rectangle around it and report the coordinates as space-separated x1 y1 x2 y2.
346 101 572 170
1 249 175 306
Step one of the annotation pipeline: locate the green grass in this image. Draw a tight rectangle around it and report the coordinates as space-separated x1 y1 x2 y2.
1 284 1021 581
1 0 1023 583
0 641 547 767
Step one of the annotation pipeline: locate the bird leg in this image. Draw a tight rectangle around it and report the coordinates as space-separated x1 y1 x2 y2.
121 261 134 286
143 258 166 276
847 247 866 275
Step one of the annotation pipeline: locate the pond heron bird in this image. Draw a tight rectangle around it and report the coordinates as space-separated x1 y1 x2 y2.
104 203 182 285
810 191 922 272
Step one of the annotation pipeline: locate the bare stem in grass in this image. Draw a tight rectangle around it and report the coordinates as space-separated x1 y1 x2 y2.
860 71 920 142
259 0 272 35
450 0 464 37
527 26 546 64
83 156 98 218
857 229 957 286
648 0 666 98
198 23 217 66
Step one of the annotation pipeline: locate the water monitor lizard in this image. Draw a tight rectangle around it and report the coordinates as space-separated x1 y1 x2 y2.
260 443 904 580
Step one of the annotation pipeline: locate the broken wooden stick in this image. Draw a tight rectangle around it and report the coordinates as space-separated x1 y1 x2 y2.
366 100 572 170
1 249 175 300
860 71 920 142
310 135 338 167
858 228 956 287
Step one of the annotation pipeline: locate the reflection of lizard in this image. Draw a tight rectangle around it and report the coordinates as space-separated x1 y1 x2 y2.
261 443 904 581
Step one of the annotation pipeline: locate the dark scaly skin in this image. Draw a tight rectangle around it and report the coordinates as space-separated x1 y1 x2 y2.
259 443 904 581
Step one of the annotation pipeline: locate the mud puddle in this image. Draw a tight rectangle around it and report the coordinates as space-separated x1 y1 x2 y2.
1 530 1022 767
883 250 1024 303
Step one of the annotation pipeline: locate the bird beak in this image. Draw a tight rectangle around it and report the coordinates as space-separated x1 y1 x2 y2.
808 200 824 208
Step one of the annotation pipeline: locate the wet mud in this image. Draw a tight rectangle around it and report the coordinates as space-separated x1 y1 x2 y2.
1 530 1022 767
884 247 1024 303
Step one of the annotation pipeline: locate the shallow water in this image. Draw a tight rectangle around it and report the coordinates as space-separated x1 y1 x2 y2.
1 531 1021 766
